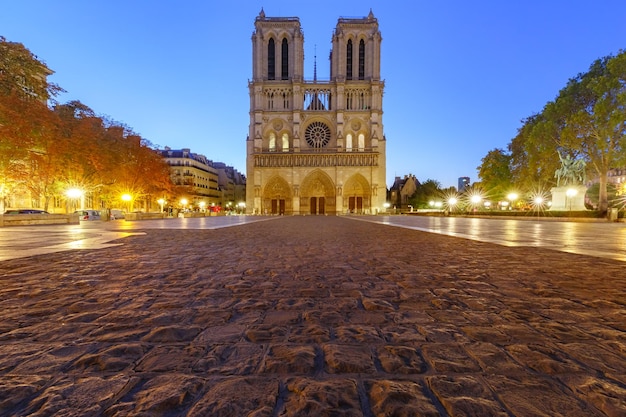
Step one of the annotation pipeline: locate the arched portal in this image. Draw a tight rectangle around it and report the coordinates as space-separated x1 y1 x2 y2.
343 173 371 214
300 170 335 215
262 175 292 215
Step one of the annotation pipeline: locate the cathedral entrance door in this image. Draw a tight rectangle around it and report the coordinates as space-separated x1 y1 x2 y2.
348 196 363 213
271 199 285 215
310 197 325 215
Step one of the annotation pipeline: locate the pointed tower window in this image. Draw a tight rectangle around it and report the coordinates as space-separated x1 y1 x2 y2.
268 38 275 80
346 40 353 80
282 133 289 151
359 39 365 80
269 132 276 151
281 38 289 80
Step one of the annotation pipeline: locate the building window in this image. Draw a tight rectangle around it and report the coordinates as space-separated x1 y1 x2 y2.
282 133 289 151
281 38 288 80
267 91 274 109
358 133 365 151
269 132 276 151
346 39 353 80
346 134 353 152
358 39 365 80
268 38 275 80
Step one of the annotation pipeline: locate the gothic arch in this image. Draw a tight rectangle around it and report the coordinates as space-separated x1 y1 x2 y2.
263 175 292 199
300 169 336 215
343 173 371 214
262 175 293 215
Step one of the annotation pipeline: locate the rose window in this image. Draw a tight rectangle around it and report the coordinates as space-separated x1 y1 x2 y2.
305 121 331 149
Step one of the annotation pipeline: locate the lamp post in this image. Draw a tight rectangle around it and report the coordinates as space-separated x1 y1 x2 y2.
66 188 84 213
507 193 518 210
566 188 578 213
157 198 166 213
121 193 132 213
448 197 458 215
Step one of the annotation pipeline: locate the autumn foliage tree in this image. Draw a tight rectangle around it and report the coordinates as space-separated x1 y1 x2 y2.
0 37 174 212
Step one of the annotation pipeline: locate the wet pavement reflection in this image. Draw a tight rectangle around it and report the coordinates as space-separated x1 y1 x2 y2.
351 215 626 262
1 215 625 262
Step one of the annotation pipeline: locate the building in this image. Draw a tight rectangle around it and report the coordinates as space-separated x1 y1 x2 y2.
458 177 470 192
388 174 420 211
160 147 221 208
210 161 247 210
246 9 386 215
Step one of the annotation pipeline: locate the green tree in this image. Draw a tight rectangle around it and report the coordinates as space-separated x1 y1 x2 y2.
509 113 560 190
502 51 626 213
408 178 443 209
555 52 626 212
477 148 513 202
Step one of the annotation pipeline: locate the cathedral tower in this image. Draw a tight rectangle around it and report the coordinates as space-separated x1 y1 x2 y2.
246 9 386 215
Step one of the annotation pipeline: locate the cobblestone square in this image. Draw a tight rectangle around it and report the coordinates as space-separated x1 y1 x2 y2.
0 216 624 416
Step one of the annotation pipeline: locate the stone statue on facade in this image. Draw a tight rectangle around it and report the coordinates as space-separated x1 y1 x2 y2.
555 151 586 186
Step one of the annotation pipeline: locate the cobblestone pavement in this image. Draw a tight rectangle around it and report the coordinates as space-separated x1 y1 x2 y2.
0 216 624 416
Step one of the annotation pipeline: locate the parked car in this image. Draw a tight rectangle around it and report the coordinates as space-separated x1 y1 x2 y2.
110 209 125 220
74 209 101 221
4 209 49 214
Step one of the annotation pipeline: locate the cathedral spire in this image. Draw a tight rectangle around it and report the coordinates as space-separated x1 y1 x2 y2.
313 44 317 82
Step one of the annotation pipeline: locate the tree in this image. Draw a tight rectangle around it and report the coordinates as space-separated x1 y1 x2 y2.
477 148 513 202
408 178 443 209
502 50 626 213
0 36 62 101
555 52 626 212
509 113 561 191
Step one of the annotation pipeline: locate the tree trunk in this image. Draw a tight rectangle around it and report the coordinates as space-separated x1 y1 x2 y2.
598 172 608 214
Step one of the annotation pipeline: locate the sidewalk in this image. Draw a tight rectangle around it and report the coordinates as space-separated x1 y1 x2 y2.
0 216 624 416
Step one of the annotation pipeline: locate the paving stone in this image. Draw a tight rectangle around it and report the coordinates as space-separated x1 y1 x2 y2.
187 377 277 417
426 375 509 416
280 377 362 417
323 343 376 374
366 379 439 416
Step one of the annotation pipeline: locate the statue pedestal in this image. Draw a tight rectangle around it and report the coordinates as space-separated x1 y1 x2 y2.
550 185 587 211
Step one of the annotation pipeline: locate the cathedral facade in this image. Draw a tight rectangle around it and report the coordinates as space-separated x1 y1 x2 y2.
246 9 386 215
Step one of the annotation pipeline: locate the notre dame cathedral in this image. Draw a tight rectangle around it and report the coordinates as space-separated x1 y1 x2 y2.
246 9 386 215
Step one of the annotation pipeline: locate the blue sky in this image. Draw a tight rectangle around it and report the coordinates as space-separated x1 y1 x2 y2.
2 1 625 188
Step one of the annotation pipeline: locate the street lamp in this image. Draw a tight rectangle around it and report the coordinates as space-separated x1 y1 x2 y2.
180 198 188 212
448 197 458 214
157 198 166 213
66 188 84 212
507 193 519 210
121 193 132 213
238 201 246 214
470 195 482 212
566 188 578 213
